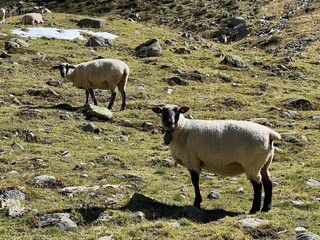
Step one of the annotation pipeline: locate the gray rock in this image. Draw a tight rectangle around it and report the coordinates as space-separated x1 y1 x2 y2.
134 38 162 58
83 122 100 133
238 218 269 229
85 104 113 120
173 47 192 54
207 191 220 200
228 17 246 28
39 213 77 230
78 18 105 28
12 142 24 151
114 173 142 180
0 189 26 203
306 179 320 187
98 236 113 240
46 79 62 87
165 76 188 86
284 98 313 110
220 54 246 68
34 175 57 188
295 227 320 240
131 211 145 221
280 110 301 119
86 36 112 47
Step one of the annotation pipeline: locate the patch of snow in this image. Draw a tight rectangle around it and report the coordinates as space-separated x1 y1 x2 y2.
11 27 118 40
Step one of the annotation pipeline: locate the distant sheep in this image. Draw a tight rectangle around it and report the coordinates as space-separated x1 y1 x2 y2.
53 59 129 110
21 13 44 25
0 8 5 24
152 104 281 213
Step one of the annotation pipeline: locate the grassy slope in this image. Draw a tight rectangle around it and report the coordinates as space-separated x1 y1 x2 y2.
0 2 319 240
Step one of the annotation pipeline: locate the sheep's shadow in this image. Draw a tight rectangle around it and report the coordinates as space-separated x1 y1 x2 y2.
40 103 84 112
120 193 241 223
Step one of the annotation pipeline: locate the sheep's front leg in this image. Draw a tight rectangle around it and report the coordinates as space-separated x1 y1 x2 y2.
107 90 116 110
89 88 97 105
250 179 262 214
190 170 202 208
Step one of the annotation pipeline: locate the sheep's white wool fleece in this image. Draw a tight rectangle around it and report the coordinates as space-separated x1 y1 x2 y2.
67 59 129 90
169 115 281 181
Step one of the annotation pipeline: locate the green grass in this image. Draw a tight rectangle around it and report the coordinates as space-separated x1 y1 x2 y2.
0 4 319 240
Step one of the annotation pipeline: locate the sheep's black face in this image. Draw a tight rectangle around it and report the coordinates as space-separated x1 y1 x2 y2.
53 63 75 78
152 105 190 132
162 106 179 131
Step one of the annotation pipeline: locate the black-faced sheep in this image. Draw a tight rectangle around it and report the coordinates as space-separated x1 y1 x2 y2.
152 104 281 213
53 59 129 110
21 13 44 25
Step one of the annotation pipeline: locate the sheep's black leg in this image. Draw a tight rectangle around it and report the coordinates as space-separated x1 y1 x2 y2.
85 89 90 105
120 90 126 111
108 91 116 110
190 170 202 208
89 88 97 105
261 166 272 212
250 180 262 214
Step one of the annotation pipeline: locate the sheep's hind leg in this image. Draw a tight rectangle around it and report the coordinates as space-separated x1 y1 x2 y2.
190 170 202 208
85 89 90 105
261 164 272 212
89 88 97 105
107 90 116 110
250 179 262 214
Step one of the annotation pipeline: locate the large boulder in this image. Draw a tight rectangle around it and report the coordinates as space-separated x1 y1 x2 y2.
78 18 105 28
86 36 112 47
134 38 162 58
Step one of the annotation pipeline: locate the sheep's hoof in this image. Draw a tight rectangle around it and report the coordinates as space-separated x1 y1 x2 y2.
261 206 271 212
249 208 259 214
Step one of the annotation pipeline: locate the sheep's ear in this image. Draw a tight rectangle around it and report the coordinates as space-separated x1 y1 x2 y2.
52 65 60 69
69 65 76 69
179 106 189 114
152 107 162 114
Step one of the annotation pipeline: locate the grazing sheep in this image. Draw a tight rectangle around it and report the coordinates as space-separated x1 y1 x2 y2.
152 104 281 213
0 8 5 24
53 59 129 110
21 13 44 25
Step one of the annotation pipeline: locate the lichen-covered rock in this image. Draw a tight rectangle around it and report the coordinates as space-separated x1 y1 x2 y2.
134 38 162 58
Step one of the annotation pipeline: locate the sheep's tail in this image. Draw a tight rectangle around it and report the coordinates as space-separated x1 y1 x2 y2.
270 130 281 141
118 68 129 90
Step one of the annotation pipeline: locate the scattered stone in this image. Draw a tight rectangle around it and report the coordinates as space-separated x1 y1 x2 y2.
39 213 77 230
220 54 246 68
8 204 27 217
173 47 192 54
86 36 112 47
292 200 312 208
73 162 88 170
306 179 320 187
34 175 57 188
0 51 11 58
61 151 71 157
114 173 142 180
284 98 314 110
295 227 320 240
280 110 301 119
165 76 188 86
98 236 113 240
46 79 61 87
168 221 181 227
236 187 245 194
12 142 24 151
78 18 105 28
164 39 175 45
207 191 220 200
82 122 101 134
25 130 38 142
217 73 232 82
134 38 162 58
131 211 145 221
85 104 113 120
61 184 128 195
238 218 269 229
